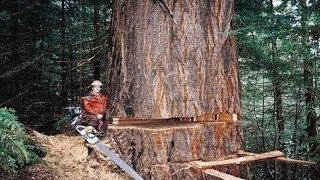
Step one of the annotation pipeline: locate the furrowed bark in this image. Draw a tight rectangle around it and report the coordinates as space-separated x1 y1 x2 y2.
106 0 240 119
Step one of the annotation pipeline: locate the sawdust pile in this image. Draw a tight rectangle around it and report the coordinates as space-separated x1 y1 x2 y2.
17 131 130 180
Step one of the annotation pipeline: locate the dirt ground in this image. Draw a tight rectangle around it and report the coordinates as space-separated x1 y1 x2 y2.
12 131 131 180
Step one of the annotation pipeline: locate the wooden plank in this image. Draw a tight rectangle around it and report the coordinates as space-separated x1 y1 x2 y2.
237 150 316 166
113 118 161 125
203 169 244 180
237 150 256 156
275 157 316 166
194 113 217 122
217 113 239 122
190 151 284 169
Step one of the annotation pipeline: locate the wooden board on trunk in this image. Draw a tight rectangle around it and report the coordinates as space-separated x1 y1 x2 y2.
190 151 284 169
202 169 245 180
275 157 316 166
237 150 316 166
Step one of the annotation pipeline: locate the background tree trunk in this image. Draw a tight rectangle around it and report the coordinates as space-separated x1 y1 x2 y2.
300 0 318 152
93 1 101 80
60 0 68 106
107 0 240 119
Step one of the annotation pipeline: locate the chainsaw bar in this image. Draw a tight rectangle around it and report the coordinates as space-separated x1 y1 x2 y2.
75 125 144 180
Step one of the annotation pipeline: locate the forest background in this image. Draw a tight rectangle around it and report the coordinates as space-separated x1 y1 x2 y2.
0 0 319 179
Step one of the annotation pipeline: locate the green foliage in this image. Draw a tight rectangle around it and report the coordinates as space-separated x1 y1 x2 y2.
236 0 319 179
0 0 318 178
0 0 113 130
0 107 39 174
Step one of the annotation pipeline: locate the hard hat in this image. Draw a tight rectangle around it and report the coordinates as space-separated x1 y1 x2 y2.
91 80 103 86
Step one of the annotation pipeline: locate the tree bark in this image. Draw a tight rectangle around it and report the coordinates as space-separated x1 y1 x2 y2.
262 71 266 151
104 121 243 179
269 0 284 150
107 0 240 119
274 79 284 143
268 1 285 179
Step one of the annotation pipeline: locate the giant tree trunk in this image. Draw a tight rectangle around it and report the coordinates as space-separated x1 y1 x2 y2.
105 1 243 179
106 0 240 119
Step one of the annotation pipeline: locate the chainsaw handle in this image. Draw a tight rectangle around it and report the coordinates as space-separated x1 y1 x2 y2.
76 125 86 135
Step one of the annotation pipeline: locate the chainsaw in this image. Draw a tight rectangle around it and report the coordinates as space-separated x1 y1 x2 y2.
75 125 143 180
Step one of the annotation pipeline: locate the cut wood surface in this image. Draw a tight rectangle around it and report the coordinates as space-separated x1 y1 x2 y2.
202 169 245 180
191 151 284 169
112 117 192 125
111 113 239 125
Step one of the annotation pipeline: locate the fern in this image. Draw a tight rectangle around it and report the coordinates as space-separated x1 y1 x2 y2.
0 108 25 134
0 107 39 174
